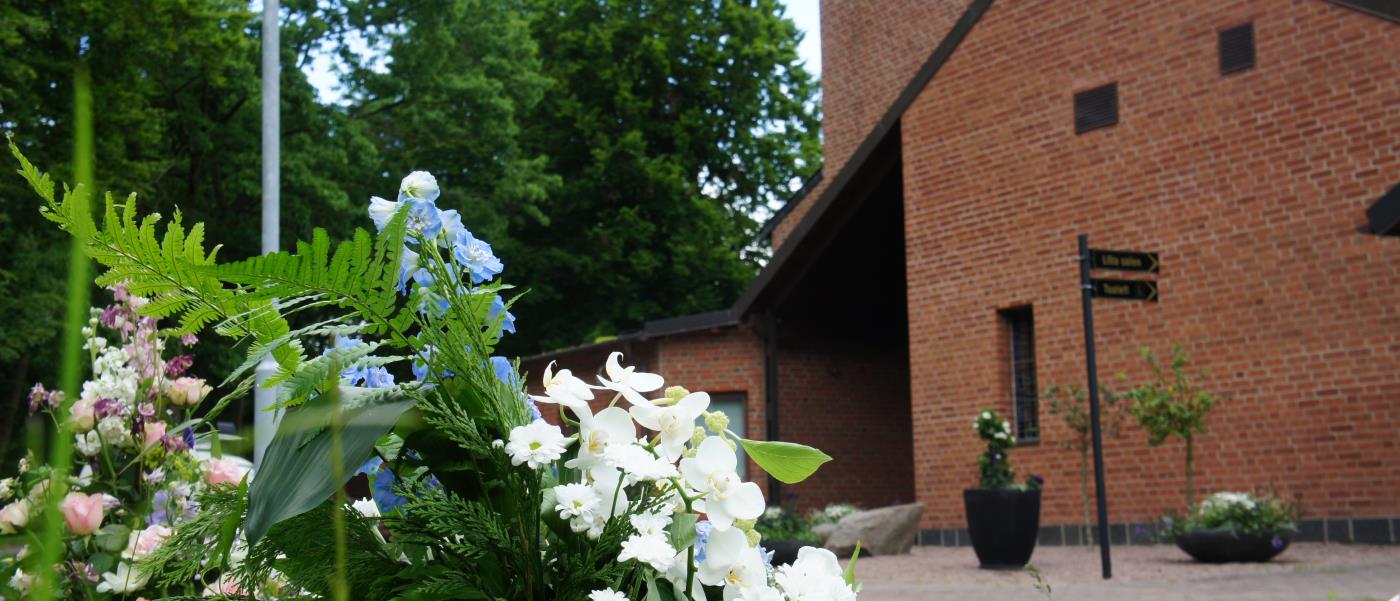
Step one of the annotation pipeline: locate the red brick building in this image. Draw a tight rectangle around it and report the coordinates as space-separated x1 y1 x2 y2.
523 0 1400 546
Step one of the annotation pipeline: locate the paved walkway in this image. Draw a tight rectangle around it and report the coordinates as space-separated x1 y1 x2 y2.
849 544 1400 601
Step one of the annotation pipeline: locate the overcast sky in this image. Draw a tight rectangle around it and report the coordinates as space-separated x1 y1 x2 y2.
305 1 821 104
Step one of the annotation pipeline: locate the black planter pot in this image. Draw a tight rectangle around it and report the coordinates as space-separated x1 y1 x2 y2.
963 488 1041 569
1175 528 1291 563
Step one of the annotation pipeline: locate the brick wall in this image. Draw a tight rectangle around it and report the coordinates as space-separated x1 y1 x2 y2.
775 343 915 512
520 325 917 514
771 0 965 249
900 0 1400 529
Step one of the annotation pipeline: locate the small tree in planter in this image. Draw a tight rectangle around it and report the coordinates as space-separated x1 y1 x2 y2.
1125 345 1221 510
964 410 1044 569
1173 491 1299 563
1044 384 1125 549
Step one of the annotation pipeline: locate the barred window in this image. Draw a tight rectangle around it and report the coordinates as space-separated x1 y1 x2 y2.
1003 307 1039 441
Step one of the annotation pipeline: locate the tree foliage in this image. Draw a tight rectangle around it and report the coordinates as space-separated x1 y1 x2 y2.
1 0 820 458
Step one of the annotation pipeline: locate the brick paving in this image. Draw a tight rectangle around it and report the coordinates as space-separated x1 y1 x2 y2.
848 544 1400 601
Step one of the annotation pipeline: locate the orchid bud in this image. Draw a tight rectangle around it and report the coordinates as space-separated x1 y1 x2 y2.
733 518 757 531
704 411 730 434
690 426 706 448
664 386 689 401
746 529 762 547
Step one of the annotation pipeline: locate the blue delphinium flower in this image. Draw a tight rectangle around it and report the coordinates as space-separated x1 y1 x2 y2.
368 196 398 232
490 355 541 421
356 457 410 515
398 171 440 203
694 520 714 562
490 356 518 386
438 209 465 245
489 295 516 334
452 229 503 283
360 366 396 388
397 247 420 293
404 198 443 239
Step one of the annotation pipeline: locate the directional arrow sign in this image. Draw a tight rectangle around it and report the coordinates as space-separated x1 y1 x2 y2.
1091 278 1158 302
1090 249 1159 274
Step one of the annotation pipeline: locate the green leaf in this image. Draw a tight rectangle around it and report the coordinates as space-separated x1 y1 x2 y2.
737 438 832 484
644 571 662 601
844 540 861 588
668 511 699 554
95 524 131 553
244 386 417 544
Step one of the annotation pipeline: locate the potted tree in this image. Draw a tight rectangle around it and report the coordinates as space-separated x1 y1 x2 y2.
1044 384 1125 549
1173 492 1298 562
963 409 1044 569
1125 345 1219 510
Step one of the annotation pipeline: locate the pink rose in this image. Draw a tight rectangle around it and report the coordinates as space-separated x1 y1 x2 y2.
204 458 250 487
142 422 167 447
59 492 105 535
165 377 211 407
69 397 97 432
122 524 172 560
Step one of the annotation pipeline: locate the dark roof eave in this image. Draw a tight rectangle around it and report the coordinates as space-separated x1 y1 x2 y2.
520 309 739 363
1324 0 1400 23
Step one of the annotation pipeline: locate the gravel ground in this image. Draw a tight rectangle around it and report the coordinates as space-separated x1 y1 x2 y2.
846 544 1400 601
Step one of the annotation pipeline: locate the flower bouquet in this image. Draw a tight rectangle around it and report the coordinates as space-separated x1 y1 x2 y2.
9 140 857 600
0 286 250 598
1172 491 1297 563
963 409 1043 569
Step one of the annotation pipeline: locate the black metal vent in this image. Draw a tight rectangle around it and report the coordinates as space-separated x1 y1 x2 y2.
1074 83 1118 134
1219 23 1255 75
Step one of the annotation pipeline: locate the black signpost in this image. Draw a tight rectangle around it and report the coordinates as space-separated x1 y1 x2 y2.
1077 234 1161 580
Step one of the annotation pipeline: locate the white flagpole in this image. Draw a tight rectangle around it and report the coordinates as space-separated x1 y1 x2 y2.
254 0 281 466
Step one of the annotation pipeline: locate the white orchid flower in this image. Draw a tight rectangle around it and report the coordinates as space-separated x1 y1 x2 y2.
596 352 665 406
774 547 856 601
679 437 764 530
731 586 783 601
630 391 709 460
604 443 679 485
697 527 767 596
530 361 595 411
566 407 637 474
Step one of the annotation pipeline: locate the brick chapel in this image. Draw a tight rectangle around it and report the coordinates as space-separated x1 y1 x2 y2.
523 0 1400 546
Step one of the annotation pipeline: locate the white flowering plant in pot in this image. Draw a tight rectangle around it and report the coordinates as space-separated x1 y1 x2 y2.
11 142 855 600
0 285 258 598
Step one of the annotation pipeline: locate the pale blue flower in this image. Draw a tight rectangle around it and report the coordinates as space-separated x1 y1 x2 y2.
489 295 516 334
359 366 395 388
694 520 713 562
368 196 399 232
404 198 443 239
452 230 503 283
397 247 420 293
398 171 440 203
438 209 465 245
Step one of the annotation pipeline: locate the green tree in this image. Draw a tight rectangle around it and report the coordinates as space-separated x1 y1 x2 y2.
1125 345 1223 510
506 0 821 353
1044 383 1126 547
0 0 368 457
